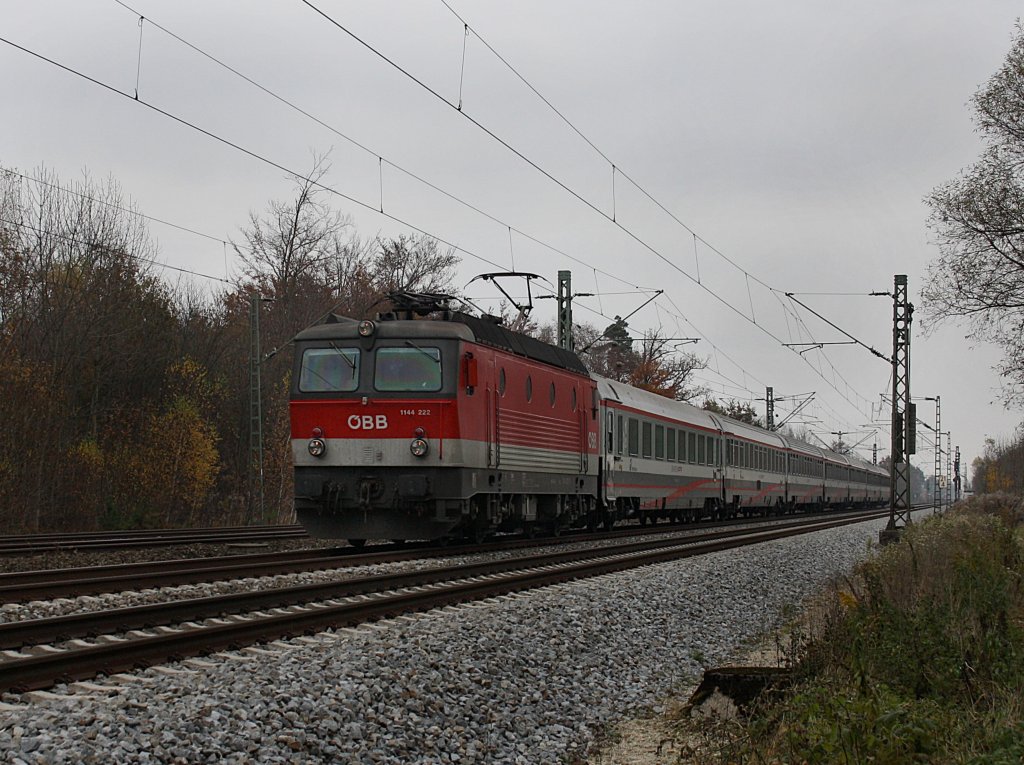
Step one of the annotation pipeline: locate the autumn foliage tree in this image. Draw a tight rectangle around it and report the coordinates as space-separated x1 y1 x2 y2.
578 317 708 402
972 433 1024 495
0 168 182 530
0 161 464 531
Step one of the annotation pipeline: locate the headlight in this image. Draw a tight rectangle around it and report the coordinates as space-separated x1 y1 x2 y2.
410 438 429 457
358 320 375 337
308 438 326 457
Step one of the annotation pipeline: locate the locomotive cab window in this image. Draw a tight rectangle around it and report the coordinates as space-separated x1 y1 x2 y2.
299 347 360 392
374 346 442 392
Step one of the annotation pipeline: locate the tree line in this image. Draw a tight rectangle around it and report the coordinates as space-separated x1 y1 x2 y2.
971 432 1024 495
1 163 728 532
0 164 459 532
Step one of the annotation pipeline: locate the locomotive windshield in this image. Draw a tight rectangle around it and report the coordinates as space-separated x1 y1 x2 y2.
298 347 360 392
374 346 442 392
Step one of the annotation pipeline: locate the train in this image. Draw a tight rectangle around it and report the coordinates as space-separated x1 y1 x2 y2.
289 293 889 545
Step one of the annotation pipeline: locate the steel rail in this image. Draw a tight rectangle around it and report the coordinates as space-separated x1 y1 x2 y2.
0 511 888 693
0 507 887 600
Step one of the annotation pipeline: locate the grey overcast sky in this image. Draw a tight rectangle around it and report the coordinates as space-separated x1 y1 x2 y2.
2 1 1021 476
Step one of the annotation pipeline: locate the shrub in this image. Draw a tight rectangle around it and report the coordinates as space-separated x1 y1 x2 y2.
710 498 1024 764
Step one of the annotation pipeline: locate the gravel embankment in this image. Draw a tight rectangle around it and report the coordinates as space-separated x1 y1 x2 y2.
0 517 887 764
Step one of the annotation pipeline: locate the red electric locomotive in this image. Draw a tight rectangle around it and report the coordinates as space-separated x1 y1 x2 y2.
291 293 888 545
290 294 600 545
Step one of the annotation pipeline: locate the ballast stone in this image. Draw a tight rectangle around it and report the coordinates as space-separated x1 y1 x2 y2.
0 518 885 763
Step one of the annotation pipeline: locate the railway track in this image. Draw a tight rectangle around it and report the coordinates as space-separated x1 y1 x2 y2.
0 524 308 556
0 507 886 601
0 509 889 693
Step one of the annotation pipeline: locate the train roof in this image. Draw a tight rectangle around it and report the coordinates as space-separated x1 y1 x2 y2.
450 312 590 375
595 376 722 431
294 312 590 376
712 413 788 449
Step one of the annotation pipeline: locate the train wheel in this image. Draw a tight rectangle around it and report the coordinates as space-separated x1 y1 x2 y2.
348 539 367 549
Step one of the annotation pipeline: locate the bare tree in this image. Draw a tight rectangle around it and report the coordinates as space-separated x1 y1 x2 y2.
232 157 352 306
373 234 459 297
923 23 1024 404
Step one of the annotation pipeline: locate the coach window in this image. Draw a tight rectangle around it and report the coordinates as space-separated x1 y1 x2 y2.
525 375 533 402
695 434 704 465
686 432 696 464
299 347 360 392
655 425 665 460
617 414 624 455
642 421 653 458
571 387 577 411
666 428 676 461
498 368 506 396
628 418 639 456
678 431 686 462
549 382 556 407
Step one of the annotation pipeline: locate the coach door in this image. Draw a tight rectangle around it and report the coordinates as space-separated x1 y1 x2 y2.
603 407 616 501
